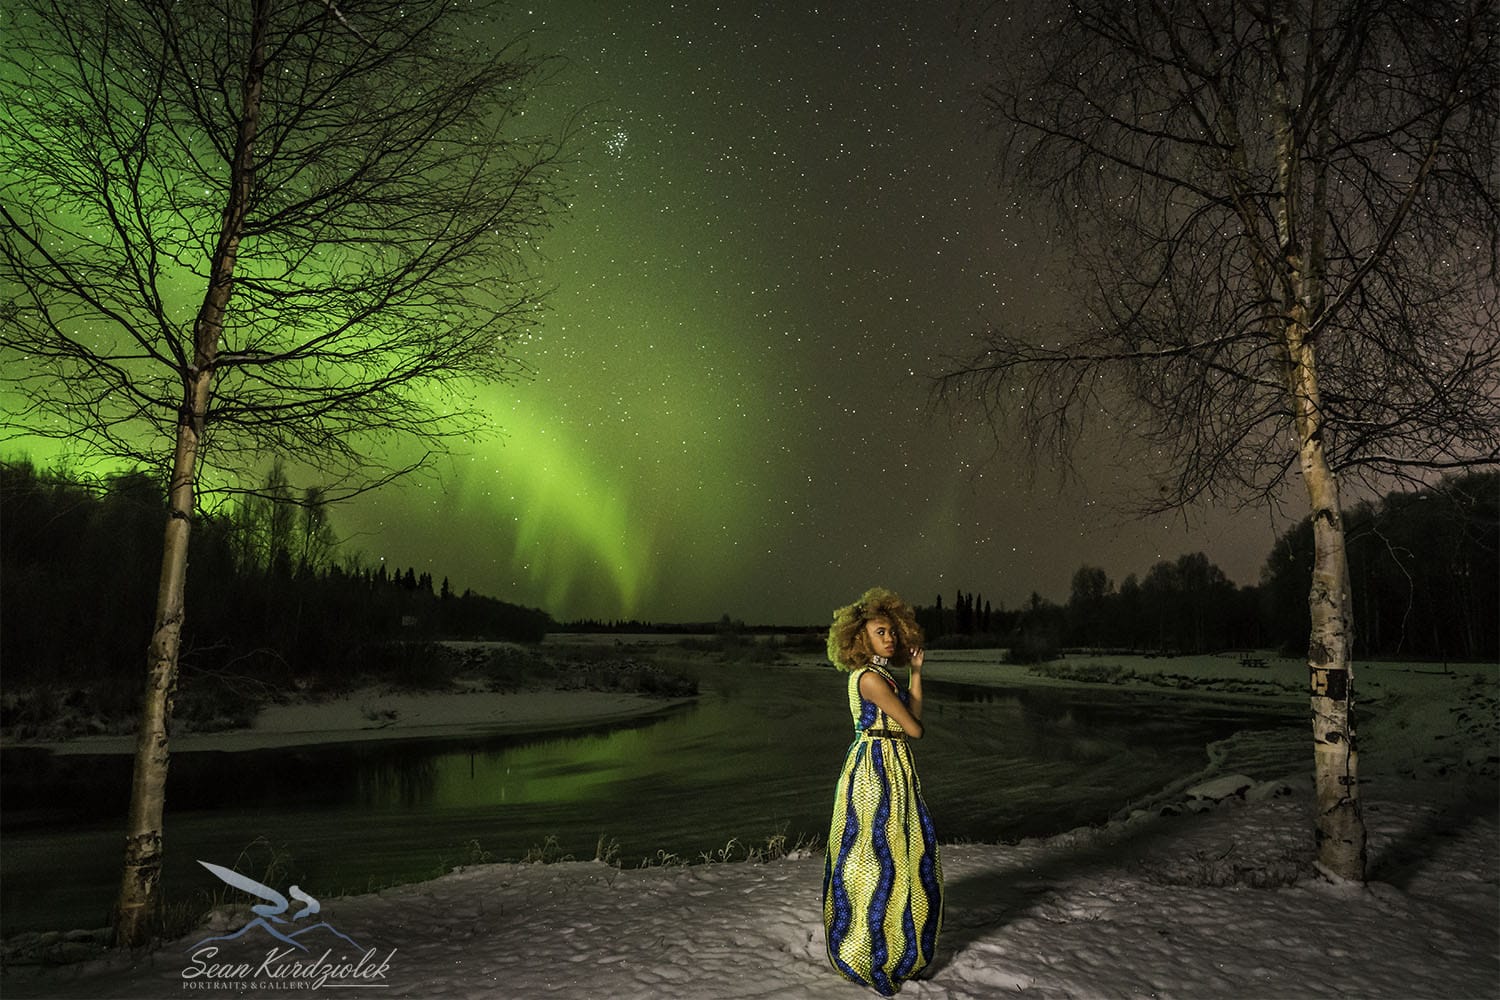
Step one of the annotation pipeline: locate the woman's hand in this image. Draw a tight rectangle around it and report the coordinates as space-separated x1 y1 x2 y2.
909 647 924 671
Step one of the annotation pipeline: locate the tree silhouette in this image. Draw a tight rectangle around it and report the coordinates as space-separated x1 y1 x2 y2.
943 1 1498 880
0 0 568 943
1068 565 1112 649
1261 473 1499 660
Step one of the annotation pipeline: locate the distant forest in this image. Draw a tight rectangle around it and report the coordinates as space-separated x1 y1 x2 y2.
1 460 552 722
914 472 1497 663
1 463 1494 725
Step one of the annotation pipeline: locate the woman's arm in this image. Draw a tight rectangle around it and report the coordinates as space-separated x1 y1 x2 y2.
907 647 923 725
857 669 924 739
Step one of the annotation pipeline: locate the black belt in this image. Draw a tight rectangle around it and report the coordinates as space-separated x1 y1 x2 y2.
861 728 907 740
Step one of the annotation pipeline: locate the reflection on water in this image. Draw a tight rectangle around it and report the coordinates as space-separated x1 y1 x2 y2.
0 663 1303 935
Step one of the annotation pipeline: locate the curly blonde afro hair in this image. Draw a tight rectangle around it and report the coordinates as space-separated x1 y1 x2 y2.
826 586 924 672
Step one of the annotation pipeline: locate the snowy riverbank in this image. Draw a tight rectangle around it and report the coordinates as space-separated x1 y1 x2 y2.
7 776 1495 999
3 651 1496 999
16 687 695 756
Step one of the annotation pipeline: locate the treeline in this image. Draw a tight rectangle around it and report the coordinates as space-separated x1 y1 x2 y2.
0 461 553 718
1260 472 1497 661
914 550 1264 662
918 473 1497 662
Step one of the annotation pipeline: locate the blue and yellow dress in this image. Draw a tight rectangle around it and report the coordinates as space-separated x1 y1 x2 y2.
822 658 943 995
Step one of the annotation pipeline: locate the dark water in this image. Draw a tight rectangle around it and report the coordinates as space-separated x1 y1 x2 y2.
0 660 1303 935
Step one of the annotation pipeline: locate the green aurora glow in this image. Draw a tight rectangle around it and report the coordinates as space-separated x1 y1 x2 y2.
325 3 1288 623
3 1 1290 624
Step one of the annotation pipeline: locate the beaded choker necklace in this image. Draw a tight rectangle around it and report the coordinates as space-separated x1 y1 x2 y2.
871 654 891 667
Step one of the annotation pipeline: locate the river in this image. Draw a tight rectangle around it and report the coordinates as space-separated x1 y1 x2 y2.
0 652 1305 935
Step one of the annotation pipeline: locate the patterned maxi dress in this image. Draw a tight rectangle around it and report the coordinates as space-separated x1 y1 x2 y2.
822 661 943 995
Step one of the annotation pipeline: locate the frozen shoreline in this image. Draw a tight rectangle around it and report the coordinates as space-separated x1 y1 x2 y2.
2 652 1495 999
6 777 1495 999
6 687 696 756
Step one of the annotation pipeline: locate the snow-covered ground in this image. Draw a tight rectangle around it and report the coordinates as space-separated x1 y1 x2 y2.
25 687 693 756
4 652 1496 999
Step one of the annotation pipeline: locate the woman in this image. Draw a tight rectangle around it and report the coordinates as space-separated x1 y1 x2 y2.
822 586 943 995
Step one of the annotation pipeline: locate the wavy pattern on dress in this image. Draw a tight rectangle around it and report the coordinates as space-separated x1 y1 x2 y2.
822 666 943 995
825 741 866 986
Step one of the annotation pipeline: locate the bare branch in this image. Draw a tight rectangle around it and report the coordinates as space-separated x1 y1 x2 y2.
948 0 1499 514
0 0 571 490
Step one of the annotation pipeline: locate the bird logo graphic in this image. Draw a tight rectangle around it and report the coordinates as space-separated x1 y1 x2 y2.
186 860 363 953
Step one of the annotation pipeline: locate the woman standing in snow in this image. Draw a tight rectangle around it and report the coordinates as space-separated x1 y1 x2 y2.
822 587 943 995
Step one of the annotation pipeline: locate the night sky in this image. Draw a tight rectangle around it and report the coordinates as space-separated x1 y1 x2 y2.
329 1 1291 625
4 1 1294 625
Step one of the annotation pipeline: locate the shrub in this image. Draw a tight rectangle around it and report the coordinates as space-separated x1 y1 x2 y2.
1008 631 1060 664
1028 661 1136 685
357 641 459 691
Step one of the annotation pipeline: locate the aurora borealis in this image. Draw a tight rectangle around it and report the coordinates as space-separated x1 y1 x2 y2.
3 1 1291 625
325 1 1288 624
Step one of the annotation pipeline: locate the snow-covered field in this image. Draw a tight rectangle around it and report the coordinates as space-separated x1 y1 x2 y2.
4 651 1496 999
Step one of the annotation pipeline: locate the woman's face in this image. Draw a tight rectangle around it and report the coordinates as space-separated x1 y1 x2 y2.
863 617 897 659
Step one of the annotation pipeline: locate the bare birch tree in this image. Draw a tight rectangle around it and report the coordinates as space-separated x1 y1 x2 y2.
942 0 1499 881
0 0 569 944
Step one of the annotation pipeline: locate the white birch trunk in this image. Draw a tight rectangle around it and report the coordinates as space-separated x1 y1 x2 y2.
1288 326 1367 881
1265 5 1367 883
113 0 268 946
